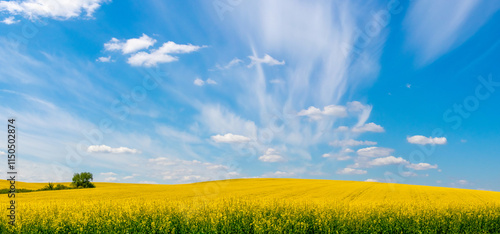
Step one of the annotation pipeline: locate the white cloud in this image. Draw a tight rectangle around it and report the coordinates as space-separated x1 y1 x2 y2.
261 171 294 178
368 156 408 166
211 133 251 143
401 171 418 177
329 139 377 147
352 122 384 133
104 177 117 182
248 54 285 68
337 168 367 175
0 151 5 155
404 0 500 65
139 181 158 184
100 172 117 176
87 145 140 154
96 56 112 62
199 105 257 140
407 135 447 145
343 148 354 153
0 0 108 20
127 41 204 67
215 58 243 70
104 34 157 54
322 153 351 161
259 148 286 162
1 16 19 24
298 105 347 120
122 175 134 180
406 163 438 170
335 126 349 132
206 78 217 85
148 157 239 183
194 78 217 86
458 179 468 185
357 147 394 157
194 78 204 86
365 179 378 182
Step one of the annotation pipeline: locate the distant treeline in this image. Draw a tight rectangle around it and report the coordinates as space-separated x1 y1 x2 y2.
1 183 75 194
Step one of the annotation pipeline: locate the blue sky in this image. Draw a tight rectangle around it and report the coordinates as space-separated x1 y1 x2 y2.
0 0 499 191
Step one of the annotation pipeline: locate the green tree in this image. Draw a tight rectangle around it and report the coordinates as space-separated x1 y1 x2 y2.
72 172 95 188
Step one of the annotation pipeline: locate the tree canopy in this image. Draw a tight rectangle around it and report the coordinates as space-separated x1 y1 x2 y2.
72 172 95 188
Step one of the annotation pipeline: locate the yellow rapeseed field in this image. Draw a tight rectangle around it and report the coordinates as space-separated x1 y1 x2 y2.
1 178 499 233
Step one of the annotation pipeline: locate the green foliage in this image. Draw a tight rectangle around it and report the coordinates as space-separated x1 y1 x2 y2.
71 172 95 188
39 183 73 191
55 184 69 190
44 182 55 190
0 188 35 194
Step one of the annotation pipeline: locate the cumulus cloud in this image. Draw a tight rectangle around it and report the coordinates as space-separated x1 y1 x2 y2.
206 79 217 84
148 157 239 183
457 179 468 185
352 122 384 133
329 139 377 147
259 148 286 162
194 78 217 86
104 34 157 54
248 54 285 68
104 177 117 182
365 179 378 182
87 145 140 154
368 156 408 166
261 171 294 178
211 133 251 143
337 168 367 175
194 78 204 86
127 41 204 67
298 105 347 120
322 153 351 161
357 147 394 157
100 172 117 176
96 56 112 62
406 163 438 170
1 16 19 24
0 0 108 20
407 135 447 145
139 181 158 184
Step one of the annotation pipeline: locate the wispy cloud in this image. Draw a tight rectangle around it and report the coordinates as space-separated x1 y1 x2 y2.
357 147 394 157
87 145 141 154
404 0 500 65
330 139 377 147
